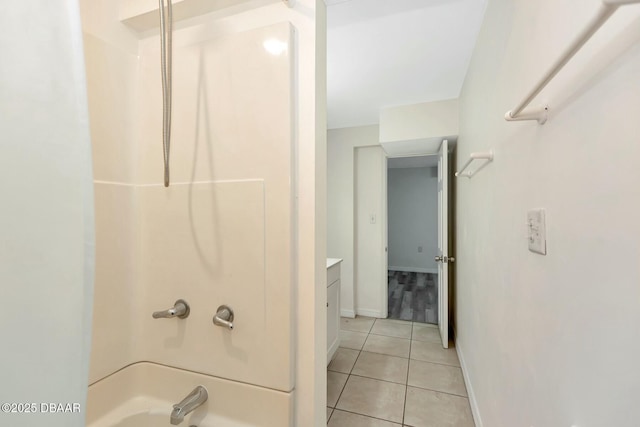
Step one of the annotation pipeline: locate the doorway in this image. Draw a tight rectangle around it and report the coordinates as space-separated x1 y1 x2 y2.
386 155 439 324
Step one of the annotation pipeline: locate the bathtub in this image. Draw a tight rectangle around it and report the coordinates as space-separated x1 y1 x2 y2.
87 363 292 427
89 395 255 427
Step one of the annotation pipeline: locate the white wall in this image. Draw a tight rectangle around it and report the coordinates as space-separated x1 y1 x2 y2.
0 1 94 425
380 98 459 143
456 0 640 426
327 125 381 317
355 146 387 318
387 167 438 273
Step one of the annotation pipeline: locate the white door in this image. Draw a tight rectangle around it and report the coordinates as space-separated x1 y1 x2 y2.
437 140 450 348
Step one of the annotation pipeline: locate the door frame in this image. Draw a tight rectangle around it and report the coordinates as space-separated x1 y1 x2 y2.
383 151 443 322
437 139 449 348
381 154 388 319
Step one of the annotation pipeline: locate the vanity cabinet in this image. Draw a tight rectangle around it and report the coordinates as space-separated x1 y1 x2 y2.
327 258 342 364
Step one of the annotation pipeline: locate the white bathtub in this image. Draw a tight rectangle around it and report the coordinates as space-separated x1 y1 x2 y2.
87 363 292 427
89 395 257 427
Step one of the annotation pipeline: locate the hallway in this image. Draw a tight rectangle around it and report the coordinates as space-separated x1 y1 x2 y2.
327 316 473 426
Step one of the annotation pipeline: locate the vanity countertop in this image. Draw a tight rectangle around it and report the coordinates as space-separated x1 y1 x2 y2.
327 258 343 269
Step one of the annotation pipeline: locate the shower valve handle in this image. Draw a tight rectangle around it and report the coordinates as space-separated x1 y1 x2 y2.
152 299 190 319
213 305 234 330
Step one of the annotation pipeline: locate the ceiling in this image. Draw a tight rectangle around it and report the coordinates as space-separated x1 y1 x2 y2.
326 0 487 129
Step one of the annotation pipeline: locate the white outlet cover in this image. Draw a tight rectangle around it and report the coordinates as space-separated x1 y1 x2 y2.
527 209 547 255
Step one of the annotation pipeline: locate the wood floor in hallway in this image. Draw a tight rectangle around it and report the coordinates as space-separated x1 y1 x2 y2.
388 271 438 324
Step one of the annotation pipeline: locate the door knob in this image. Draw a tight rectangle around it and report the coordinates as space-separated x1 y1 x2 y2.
213 305 234 330
434 256 442 262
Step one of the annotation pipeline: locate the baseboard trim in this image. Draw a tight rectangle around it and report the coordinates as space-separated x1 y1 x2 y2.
456 339 483 427
355 308 383 318
340 309 355 318
327 338 340 366
389 266 438 274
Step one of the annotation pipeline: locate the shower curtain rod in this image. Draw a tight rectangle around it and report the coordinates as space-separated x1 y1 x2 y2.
504 0 640 125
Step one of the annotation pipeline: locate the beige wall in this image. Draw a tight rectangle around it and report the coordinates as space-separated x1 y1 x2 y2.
456 0 640 425
380 98 459 143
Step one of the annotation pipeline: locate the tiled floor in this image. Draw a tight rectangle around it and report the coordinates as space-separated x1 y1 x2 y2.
388 271 438 323
327 316 475 427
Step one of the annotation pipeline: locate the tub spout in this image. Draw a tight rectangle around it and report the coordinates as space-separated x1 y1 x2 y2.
170 385 208 425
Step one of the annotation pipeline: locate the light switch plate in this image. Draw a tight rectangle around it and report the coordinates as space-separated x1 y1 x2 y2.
527 209 546 255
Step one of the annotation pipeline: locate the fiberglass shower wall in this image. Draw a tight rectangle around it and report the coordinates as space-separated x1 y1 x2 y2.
82 5 140 385
82 0 328 425
82 0 321 422
134 22 296 393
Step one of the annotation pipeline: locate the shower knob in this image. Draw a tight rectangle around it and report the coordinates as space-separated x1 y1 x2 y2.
213 305 234 330
152 299 190 319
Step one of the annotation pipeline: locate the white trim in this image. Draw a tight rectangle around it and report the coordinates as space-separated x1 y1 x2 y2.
327 337 340 365
456 339 483 427
381 154 388 319
388 266 438 274
340 309 355 318
356 308 384 318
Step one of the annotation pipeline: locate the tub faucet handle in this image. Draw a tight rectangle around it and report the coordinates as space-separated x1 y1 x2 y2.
152 299 190 319
213 305 234 330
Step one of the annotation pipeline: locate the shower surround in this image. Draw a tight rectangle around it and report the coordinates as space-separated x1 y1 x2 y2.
81 0 327 425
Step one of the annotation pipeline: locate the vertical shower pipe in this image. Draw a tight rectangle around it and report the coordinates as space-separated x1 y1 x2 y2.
159 0 172 186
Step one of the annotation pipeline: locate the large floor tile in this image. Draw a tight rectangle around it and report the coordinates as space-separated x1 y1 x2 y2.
328 410 401 427
341 316 376 333
404 387 474 427
363 334 411 358
410 341 460 366
352 351 409 384
329 348 360 374
412 323 441 343
327 407 333 422
336 376 406 424
370 319 412 339
340 330 368 350
408 359 467 396
327 371 349 407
